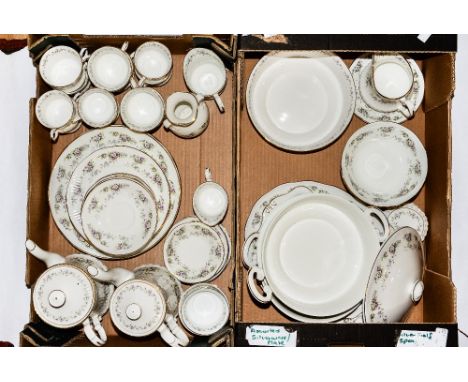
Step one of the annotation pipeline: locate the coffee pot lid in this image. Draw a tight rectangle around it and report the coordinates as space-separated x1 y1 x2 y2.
110 279 166 337
33 264 96 328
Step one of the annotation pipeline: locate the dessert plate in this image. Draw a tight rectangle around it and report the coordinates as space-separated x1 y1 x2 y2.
67 146 170 238
364 227 424 323
351 55 424 124
341 122 427 207
81 177 157 258
250 193 381 317
247 51 356 152
164 220 225 284
49 126 180 259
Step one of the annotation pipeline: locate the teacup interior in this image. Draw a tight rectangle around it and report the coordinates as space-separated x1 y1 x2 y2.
81 91 115 125
188 59 225 95
39 93 74 128
43 50 82 87
125 91 163 128
136 48 171 79
93 51 131 89
374 62 413 99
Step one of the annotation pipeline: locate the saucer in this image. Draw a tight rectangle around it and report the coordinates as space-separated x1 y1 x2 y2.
341 122 428 207
164 220 225 284
351 55 424 124
81 177 158 258
179 283 229 336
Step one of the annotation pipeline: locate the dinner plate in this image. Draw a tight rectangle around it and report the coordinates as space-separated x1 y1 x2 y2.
67 146 170 238
247 51 356 152
81 177 158 257
258 194 380 317
341 122 427 207
49 126 181 259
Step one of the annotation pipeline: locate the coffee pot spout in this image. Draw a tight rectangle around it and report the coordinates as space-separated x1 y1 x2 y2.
25 239 66 268
87 266 135 287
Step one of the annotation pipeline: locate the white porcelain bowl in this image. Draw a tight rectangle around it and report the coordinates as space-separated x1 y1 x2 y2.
120 88 165 132
39 46 84 89
133 41 172 84
36 90 75 129
77 88 118 128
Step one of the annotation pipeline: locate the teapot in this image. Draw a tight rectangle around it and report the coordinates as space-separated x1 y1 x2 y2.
87 265 189 347
26 239 114 346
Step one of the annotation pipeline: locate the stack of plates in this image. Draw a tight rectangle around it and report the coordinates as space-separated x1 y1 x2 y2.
49 126 181 259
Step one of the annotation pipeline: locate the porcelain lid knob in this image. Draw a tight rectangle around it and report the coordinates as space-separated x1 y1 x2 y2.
48 290 66 308
126 303 142 321
411 280 424 302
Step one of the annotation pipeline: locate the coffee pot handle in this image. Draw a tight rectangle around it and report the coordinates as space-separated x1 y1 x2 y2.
166 314 189 346
158 322 182 347
83 318 105 347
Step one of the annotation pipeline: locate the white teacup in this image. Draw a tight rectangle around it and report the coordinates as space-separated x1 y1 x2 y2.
372 54 415 119
183 48 227 113
77 88 118 128
132 41 172 86
120 78 165 132
87 42 133 93
35 90 81 141
39 46 90 94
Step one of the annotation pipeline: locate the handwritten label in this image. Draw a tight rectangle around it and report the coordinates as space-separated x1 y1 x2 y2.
397 328 448 347
245 325 297 347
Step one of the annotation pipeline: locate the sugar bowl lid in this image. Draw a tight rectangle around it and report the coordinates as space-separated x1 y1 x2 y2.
33 264 96 329
364 227 425 323
109 279 166 337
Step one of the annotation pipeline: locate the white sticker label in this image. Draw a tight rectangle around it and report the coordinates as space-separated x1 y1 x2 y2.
417 34 432 43
397 328 448 347
245 325 297 347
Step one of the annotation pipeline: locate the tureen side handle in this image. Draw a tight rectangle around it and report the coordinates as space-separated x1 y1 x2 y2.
166 314 190 346
158 322 183 347
25 239 66 268
247 267 272 304
242 233 259 269
365 207 390 243
87 266 135 287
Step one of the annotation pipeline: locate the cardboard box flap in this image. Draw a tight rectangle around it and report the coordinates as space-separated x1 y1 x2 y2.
424 53 456 111
423 269 457 323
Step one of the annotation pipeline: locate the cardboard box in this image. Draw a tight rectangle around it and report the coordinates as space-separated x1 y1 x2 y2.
235 35 458 346
22 34 458 346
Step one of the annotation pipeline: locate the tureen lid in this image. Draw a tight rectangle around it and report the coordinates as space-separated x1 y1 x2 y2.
364 227 425 323
33 264 96 329
109 280 166 337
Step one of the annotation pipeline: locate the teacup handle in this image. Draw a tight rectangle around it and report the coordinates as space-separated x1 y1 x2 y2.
158 322 182 347
166 314 189 346
398 98 415 120
50 129 59 142
242 233 259 269
364 207 390 243
163 119 173 130
83 318 105 346
213 93 225 113
91 314 107 343
121 41 129 52
247 266 272 304
80 48 90 62
130 76 146 89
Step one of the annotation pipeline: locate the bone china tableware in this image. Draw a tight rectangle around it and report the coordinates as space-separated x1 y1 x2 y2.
132 41 172 86
372 54 416 119
35 90 81 141
193 168 228 226
183 48 227 113
67 146 170 239
77 88 118 128
364 227 425 323
350 55 424 124
26 240 113 346
87 42 133 93
120 80 165 133
341 122 428 208
49 126 181 259
39 45 90 93
81 177 158 258
248 193 385 317
164 219 226 284
179 284 229 336
87 266 187 346
387 203 428 241
247 51 356 152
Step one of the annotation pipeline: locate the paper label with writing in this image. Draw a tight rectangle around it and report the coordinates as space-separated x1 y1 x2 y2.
245 325 297 347
397 328 448 347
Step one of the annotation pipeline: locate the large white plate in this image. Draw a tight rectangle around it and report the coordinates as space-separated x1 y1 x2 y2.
258 194 380 317
49 126 180 259
247 51 356 152
67 146 170 238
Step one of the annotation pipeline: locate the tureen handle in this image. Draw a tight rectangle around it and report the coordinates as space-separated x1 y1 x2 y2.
158 322 183 347
87 266 135 287
247 267 272 304
166 314 190 346
25 239 66 268
83 318 105 347
242 233 259 269
365 207 390 243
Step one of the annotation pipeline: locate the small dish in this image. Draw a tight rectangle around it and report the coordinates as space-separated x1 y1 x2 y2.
164 220 225 284
132 41 172 86
387 203 428 241
179 283 229 336
193 168 228 226
77 88 118 128
81 177 158 258
341 122 428 207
